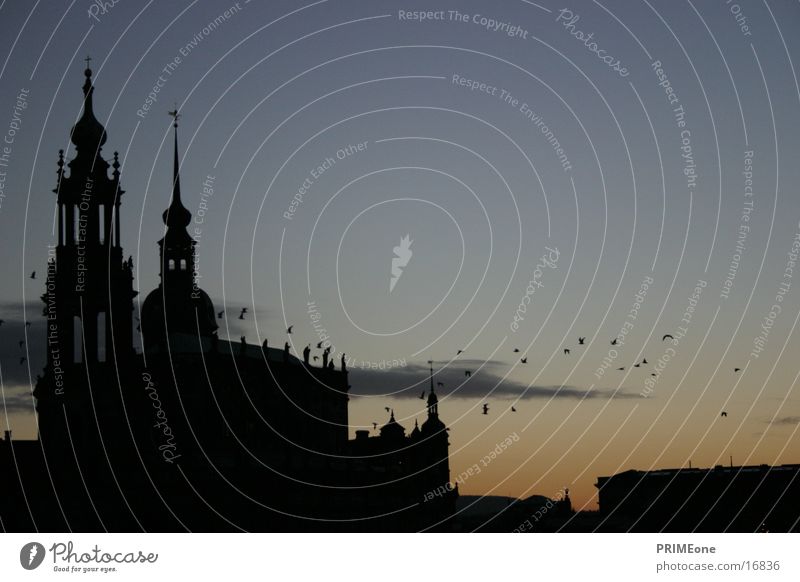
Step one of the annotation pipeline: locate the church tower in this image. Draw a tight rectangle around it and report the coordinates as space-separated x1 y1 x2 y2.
420 361 453 511
49 62 134 365
36 62 136 445
141 112 217 351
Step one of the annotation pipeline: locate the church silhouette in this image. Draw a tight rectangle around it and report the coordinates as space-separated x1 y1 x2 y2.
0 66 456 532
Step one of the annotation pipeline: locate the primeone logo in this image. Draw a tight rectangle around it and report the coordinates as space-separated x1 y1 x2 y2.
19 542 46 570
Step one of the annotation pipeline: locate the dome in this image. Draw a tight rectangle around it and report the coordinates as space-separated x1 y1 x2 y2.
162 198 192 229
70 68 107 153
141 284 218 351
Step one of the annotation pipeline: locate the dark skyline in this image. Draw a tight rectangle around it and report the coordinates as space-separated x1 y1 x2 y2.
1 0 799 513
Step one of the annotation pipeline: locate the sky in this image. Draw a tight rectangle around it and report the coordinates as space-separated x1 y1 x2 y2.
1 0 799 510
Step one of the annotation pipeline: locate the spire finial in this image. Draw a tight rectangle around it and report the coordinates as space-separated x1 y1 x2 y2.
170 109 181 201
427 359 434 392
84 55 92 69
168 104 181 128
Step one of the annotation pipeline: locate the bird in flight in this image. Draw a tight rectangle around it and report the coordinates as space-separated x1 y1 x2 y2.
721 411 728 417
634 363 640 368
456 350 464 355
610 338 618 345
511 406 517 412
482 403 489 415
464 370 472 377
563 349 570 355
419 391 425 400
384 407 391 413
217 310 224 319
372 422 378 430
651 373 657 377
313 356 319 362
287 325 293 334
513 348 520 353
617 367 625 371
578 337 585 345
437 382 444 387
521 357 528 363
316 341 324 349
30 271 36 279
662 334 674 342
238 308 248 320
734 368 741 372
642 358 648 364
18 340 24 348
25 322 31 328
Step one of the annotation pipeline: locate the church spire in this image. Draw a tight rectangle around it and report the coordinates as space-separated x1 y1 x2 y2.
141 109 218 350
70 57 107 157
163 109 191 229
426 360 438 418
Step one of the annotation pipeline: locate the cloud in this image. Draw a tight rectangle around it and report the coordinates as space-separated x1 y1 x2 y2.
0 386 37 414
348 359 636 400
768 416 800 427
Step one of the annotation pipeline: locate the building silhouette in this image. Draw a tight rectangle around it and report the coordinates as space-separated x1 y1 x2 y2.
595 464 800 532
0 66 456 532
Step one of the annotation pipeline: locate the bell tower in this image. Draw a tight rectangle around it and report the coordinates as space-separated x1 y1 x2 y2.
46 61 135 367
140 110 217 351
36 62 137 451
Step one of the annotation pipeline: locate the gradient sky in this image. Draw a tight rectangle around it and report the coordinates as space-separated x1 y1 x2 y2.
1 0 799 510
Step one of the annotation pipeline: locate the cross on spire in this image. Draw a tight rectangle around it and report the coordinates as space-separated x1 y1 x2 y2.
168 104 181 127
84 55 92 68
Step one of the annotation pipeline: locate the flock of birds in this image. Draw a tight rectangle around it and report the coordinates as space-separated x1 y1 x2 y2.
456 334 739 419
5 298 740 420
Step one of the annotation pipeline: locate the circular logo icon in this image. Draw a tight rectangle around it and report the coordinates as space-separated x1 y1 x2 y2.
19 542 46 570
